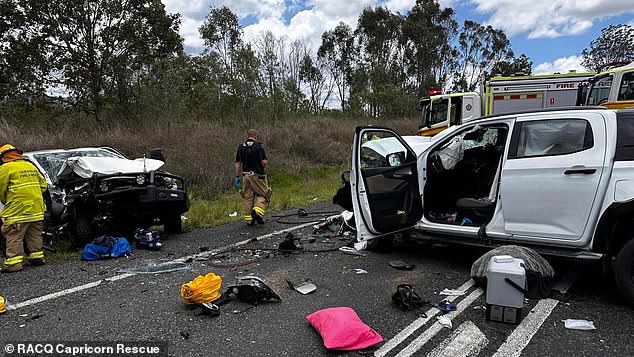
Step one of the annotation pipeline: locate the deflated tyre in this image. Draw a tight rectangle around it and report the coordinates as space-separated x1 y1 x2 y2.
614 239 634 305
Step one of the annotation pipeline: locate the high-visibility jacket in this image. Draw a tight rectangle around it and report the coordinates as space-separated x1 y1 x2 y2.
0 159 47 225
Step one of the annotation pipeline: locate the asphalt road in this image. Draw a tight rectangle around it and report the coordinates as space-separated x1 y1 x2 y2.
1 203 633 357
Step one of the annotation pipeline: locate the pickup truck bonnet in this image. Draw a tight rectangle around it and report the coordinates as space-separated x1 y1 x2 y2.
57 157 164 179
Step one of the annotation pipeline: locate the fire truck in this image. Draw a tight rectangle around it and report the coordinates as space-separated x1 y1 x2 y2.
582 61 634 110
418 71 595 136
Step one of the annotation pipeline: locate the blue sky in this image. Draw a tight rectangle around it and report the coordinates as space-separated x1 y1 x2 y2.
162 0 634 74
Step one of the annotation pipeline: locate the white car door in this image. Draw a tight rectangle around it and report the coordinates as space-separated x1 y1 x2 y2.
500 111 608 243
351 127 422 241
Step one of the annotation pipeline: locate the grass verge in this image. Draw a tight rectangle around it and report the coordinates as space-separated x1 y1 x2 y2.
184 165 345 230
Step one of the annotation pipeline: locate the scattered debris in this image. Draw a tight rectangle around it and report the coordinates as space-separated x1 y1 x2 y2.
388 260 414 270
194 302 220 317
353 241 367 251
437 300 457 314
180 273 223 305
437 316 452 329
222 276 281 305
278 232 302 251
134 228 162 251
338 246 368 257
354 268 368 275
440 289 465 296
287 279 317 295
229 211 238 217
118 261 191 275
562 319 596 330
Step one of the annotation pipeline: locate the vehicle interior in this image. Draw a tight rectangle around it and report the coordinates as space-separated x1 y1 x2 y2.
424 125 508 225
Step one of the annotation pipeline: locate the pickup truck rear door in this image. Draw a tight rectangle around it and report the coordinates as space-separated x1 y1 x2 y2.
351 127 422 241
500 111 607 243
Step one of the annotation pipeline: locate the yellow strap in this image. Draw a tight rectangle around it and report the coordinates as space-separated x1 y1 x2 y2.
244 215 253 221
254 207 265 216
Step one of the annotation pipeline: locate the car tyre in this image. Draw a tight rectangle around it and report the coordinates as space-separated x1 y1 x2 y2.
71 213 96 245
163 215 183 234
614 238 634 305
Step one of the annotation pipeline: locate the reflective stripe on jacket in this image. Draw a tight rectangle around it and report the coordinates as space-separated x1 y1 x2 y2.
0 160 47 225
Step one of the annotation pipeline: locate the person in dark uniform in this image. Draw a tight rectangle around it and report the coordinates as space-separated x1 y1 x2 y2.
234 129 270 226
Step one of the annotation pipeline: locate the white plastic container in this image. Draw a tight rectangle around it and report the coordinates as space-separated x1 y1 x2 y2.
486 255 526 324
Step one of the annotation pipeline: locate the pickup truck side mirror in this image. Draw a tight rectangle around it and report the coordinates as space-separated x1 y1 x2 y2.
149 148 165 163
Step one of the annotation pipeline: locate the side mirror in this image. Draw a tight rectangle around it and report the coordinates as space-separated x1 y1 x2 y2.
386 152 405 167
149 148 165 163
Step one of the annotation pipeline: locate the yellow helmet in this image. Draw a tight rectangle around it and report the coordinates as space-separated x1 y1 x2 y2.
0 144 23 163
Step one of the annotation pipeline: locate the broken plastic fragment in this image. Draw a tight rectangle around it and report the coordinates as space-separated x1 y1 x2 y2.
117 261 191 275
354 241 367 251
339 246 368 256
229 211 238 217
354 268 368 275
440 288 465 296
562 319 596 330
286 279 317 294
437 316 452 329
388 260 414 270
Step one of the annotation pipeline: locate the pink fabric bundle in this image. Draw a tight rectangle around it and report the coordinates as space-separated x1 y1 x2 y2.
306 307 383 351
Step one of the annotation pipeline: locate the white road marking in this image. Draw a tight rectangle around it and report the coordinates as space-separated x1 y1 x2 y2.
394 287 484 357
492 270 576 357
6 222 315 311
427 321 489 357
374 279 476 357
492 298 559 357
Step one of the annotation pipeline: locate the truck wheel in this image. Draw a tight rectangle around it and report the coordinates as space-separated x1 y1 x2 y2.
163 215 183 234
614 239 634 304
71 214 96 245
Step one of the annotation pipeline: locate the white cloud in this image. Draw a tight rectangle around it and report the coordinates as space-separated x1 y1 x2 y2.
533 55 591 74
471 0 634 38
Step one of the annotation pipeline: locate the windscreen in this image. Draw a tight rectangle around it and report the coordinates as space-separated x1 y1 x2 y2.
33 149 124 183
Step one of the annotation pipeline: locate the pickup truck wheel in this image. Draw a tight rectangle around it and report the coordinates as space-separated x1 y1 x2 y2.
71 214 96 245
163 215 183 234
614 239 634 304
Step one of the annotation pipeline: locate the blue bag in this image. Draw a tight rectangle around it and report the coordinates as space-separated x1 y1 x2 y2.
81 236 132 261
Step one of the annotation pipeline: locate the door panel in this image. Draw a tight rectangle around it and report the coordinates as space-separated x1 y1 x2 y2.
501 114 606 241
351 127 422 240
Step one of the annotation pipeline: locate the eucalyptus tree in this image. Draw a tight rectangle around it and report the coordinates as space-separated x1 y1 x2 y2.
582 24 634 72
1 0 183 120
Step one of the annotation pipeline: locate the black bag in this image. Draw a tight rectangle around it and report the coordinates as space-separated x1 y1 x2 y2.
391 284 427 310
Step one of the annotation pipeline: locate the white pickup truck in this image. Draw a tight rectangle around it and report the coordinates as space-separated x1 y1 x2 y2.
350 107 634 303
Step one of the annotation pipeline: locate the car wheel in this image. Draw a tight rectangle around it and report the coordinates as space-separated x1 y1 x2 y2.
71 213 97 245
163 215 183 234
614 238 634 305
366 235 394 252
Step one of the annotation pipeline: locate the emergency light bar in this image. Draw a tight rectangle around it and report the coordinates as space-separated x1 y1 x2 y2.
428 89 442 96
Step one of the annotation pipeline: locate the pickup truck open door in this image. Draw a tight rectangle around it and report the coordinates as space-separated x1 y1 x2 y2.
351 127 423 242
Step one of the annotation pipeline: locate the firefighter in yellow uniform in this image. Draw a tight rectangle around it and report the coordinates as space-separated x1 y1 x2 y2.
0 144 48 272
234 129 270 226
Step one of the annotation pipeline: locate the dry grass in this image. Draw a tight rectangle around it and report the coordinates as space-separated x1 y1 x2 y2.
0 115 420 200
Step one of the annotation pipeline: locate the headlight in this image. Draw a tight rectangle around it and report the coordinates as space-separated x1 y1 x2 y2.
99 181 109 192
136 174 146 185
